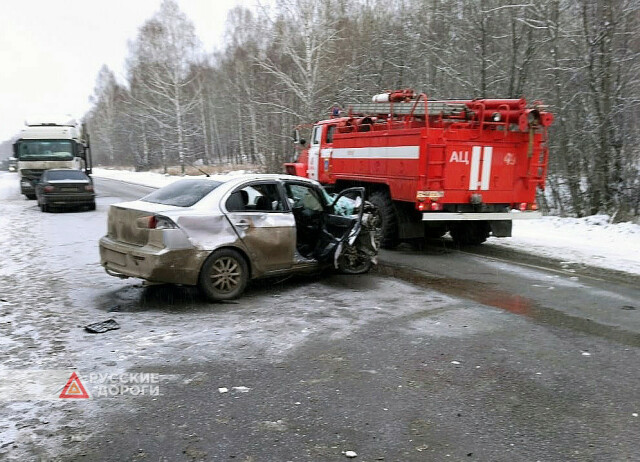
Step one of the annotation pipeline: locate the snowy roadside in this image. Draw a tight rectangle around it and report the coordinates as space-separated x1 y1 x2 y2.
92 168 640 276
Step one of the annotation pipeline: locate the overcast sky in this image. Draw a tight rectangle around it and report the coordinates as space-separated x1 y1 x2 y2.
0 0 265 142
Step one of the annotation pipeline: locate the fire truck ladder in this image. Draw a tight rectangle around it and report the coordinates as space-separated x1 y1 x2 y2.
348 101 468 118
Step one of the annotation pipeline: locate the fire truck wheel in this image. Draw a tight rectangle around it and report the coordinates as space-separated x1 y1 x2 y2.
449 222 490 246
369 191 399 249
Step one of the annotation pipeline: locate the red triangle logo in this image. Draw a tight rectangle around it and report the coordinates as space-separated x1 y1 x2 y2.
59 372 90 399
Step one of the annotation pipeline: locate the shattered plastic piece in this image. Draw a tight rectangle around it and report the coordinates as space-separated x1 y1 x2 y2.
84 319 120 334
451 361 461 365
218 387 229 393
632 413 638 417
581 352 591 356
344 450 357 458
232 386 250 393
259 420 288 432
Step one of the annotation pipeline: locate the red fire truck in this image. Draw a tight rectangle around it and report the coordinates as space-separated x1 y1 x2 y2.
285 89 553 248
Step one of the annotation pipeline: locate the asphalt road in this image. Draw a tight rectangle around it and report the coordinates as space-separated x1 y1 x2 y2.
0 174 638 461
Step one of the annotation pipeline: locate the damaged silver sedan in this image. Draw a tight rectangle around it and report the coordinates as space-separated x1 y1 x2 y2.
99 174 378 301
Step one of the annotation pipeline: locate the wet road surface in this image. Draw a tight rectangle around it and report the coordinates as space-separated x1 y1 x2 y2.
0 173 638 461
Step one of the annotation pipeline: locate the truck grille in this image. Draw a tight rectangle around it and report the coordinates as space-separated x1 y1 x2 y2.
20 169 45 179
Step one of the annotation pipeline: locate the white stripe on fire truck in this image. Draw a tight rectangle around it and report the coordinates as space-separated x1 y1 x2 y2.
331 146 420 159
469 146 482 190
480 146 493 190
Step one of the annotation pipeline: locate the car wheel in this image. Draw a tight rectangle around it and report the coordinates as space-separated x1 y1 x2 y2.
337 243 373 274
26 194 36 200
42 203 49 213
198 249 249 301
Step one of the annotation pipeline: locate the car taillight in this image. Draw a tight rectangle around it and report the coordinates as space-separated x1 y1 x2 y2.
138 215 177 230
519 202 527 212
85 185 94 192
44 185 54 192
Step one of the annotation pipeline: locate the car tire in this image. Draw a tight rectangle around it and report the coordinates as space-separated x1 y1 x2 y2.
198 249 249 301
26 194 36 200
89 202 96 211
337 244 373 274
42 203 49 213
369 191 399 249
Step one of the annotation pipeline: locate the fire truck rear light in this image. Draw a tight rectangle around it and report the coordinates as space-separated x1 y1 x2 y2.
417 202 427 211
519 202 527 212
430 202 442 211
530 203 538 211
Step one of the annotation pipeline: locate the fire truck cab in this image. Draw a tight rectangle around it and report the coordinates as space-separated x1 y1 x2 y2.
285 89 553 248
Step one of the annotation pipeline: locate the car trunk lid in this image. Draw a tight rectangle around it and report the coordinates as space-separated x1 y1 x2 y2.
107 200 182 246
47 179 90 193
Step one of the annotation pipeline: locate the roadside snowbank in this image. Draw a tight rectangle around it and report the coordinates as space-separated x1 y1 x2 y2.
92 168 183 188
92 167 255 188
488 215 640 275
91 168 640 276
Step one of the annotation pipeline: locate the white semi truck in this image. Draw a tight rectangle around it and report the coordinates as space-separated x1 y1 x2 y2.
12 117 92 199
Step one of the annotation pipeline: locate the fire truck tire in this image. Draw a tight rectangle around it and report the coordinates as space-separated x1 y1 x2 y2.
369 191 399 249
449 222 490 246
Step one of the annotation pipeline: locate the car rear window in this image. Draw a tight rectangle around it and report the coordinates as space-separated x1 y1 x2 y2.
141 179 223 207
46 170 88 181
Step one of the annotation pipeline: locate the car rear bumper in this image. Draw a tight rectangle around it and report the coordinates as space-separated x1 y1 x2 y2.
41 192 95 206
99 236 206 286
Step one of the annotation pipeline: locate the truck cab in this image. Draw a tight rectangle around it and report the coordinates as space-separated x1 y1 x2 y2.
13 118 92 199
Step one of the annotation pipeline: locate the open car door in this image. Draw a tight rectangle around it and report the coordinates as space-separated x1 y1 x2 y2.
283 182 377 273
318 187 378 274
314 187 365 262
